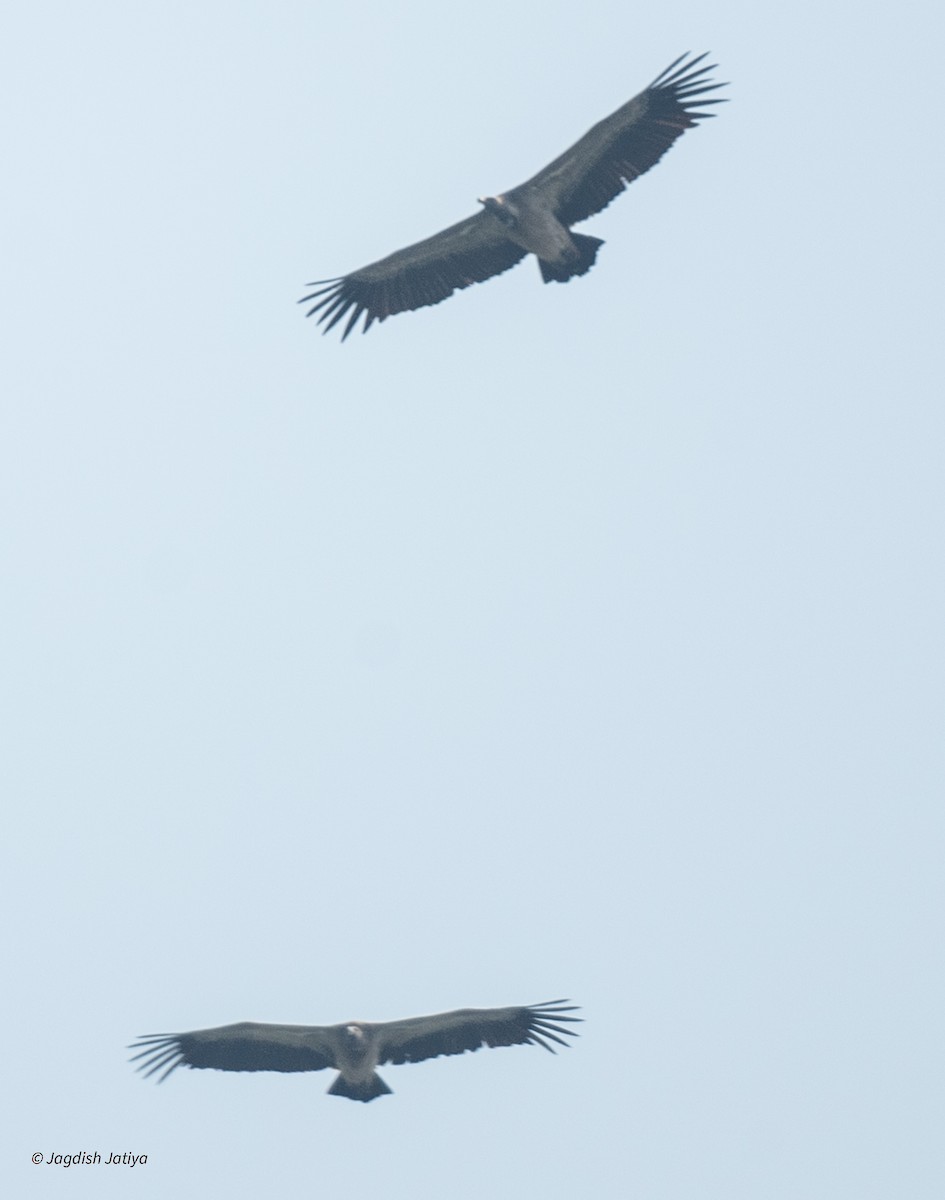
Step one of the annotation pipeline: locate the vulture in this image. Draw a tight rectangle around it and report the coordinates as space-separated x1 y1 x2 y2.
301 52 726 339
129 1000 580 1103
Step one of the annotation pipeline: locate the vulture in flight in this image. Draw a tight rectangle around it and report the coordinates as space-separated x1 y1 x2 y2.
301 52 726 339
129 1000 580 1103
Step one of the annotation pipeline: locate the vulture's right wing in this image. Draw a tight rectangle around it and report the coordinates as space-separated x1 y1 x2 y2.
129 1022 336 1083
301 212 527 340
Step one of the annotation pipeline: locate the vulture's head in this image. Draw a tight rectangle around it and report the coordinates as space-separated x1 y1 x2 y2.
478 196 518 229
342 1023 373 1064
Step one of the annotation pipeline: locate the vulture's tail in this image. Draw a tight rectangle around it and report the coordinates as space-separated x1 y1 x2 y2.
539 233 604 284
327 1072 393 1103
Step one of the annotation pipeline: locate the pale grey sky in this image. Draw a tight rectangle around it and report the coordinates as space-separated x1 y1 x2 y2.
3 2 944 1196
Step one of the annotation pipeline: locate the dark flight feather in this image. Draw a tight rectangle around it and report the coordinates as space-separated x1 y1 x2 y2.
377 1000 581 1065
535 52 727 227
129 1022 335 1083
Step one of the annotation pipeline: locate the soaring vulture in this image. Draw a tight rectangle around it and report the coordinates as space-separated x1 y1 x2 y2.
301 53 726 339
129 1000 580 1102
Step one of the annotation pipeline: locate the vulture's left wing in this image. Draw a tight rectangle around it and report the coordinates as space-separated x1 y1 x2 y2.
300 211 527 340
375 1000 581 1066
524 52 727 228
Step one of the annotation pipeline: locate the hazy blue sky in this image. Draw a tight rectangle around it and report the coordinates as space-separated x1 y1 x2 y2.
4 2 944 1196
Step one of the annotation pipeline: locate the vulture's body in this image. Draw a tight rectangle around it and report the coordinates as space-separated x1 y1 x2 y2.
130 1000 580 1102
301 53 726 338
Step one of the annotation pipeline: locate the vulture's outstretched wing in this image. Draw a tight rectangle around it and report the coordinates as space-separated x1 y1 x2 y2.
526 52 727 227
300 212 528 340
375 1000 581 1066
129 1022 335 1083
